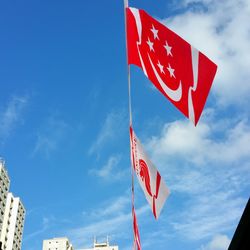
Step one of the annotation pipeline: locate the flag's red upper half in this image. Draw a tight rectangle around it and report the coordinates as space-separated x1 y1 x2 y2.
126 7 217 125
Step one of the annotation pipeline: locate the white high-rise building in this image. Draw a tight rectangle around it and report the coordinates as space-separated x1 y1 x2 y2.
43 237 74 250
0 193 25 250
0 159 10 236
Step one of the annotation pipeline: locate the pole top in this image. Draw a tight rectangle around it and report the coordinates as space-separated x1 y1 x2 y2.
124 0 128 8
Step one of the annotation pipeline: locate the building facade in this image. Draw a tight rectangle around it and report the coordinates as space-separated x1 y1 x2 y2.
80 238 118 250
43 237 74 250
92 241 118 250
0 159 26 250
0 159 10 236
42 237 118 250
0 193 25 250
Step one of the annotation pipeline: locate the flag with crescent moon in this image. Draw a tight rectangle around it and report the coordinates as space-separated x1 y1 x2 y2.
126 7 217 125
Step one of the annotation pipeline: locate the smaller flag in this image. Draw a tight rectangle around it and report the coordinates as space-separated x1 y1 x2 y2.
130 126 170 219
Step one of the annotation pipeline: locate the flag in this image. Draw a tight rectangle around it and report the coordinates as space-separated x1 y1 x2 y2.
130 126 170 219
126 7 217 125
132 206 141 250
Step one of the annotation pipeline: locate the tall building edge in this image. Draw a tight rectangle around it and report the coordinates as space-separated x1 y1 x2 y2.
0 159 26 250
0 159 10 238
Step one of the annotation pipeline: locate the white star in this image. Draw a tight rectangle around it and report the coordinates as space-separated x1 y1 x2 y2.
146 37 154 52
157 60 165 74
164 40 173 56
150 25 159 40
167 63 175 78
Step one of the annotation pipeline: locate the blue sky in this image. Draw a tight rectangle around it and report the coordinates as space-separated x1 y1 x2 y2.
0 0 250 250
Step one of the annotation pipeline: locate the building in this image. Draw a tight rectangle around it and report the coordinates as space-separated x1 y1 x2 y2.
0 159 26 250
42 236 118 250
0 159 10 236
43 237 74 250
80 237 118 250
0 193 25 250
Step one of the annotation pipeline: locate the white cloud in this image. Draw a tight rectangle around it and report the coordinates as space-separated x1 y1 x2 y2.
163 0 250 107
200 234 231 250
144 111 250 240
88 110 126 155
0 95 28 142
147 113 250 166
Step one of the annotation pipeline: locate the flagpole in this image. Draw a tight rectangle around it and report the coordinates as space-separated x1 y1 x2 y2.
124 1 137 250
124 0 132 126
124 0 134 191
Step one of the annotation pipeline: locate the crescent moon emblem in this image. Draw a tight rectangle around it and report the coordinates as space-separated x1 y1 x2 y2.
148 53 182 102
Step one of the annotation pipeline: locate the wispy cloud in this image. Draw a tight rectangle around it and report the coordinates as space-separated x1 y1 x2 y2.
88 110 127 155
33 116 69 158
23 215 53 242
0 95 28 143
70 212 131 248
171 192 245 240
67 193 148 249
88 154 127 181
88 195 130 218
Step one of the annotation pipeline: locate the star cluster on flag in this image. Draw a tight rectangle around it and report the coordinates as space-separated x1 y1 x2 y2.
144 23 178 86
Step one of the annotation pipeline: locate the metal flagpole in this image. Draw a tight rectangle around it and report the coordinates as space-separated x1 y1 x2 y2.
124 0 132 126
124 1 137 249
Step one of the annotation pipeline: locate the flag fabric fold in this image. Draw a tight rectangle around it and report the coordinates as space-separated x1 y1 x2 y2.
126 7 217 125
130 126 170 219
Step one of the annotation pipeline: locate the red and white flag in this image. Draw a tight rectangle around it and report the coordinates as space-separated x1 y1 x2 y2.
132 206 141 250
130 127 170 219
126 7 217 125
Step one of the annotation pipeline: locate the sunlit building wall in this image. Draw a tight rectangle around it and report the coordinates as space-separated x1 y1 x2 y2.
0 159 10 236
43 237 74 250
0 193 25 250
